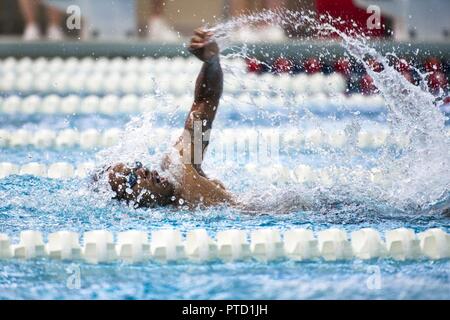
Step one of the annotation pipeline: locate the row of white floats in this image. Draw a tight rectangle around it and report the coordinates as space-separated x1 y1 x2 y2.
0 56 210 75
0 161 434 191
0 72 347 95
0 162 94 179
0 56 346 94
0 128 121 149
0 127 418 150
247 163 398 187
0 228 448 263
0 92 381 115
0 161 425 186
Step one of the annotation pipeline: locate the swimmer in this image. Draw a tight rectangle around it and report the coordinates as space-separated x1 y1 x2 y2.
105 29 237 209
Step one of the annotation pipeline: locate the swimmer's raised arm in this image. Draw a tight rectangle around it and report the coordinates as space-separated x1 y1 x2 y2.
175 29 223 176
190 29 223 110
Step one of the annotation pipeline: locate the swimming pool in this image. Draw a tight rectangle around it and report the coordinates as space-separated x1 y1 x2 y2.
1 32 450 301
0 172 449 299
1 107 449 299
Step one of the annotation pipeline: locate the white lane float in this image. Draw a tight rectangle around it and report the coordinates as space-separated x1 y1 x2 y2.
357 131 375 149
55 129 79 148
283 229 319 260
305 128 326 147
293 164 314 184
351 228 386 259
83 230 117 264
250 229 284 261
323 73 347 95
385 228 421 261
85 74 104 95
79 129 101 149
314 168 334 187
418 228 450 260
119 94 139 113
74 162 95 178
0 73 15 92
99 94 120 115
80 95 100 114
101 128 121 147
372 129 389 148
317 228 353 261
328 130 347 148
47 231 82 260
150 229 185 262
216 229 251 261
9 129 32 147
19 162 47 177
103 72 121 94
47 162 75 179
0 129 9 147
41 95 61 114
116 230 151 263
0 234 12 259
2 95 21 114
21 95 41 114
282 128 304 147
0 162 19 179
13 230 47 259
1 162 89 180
60 95 81 114
31 129 56 148
185 229 218 261
259 164 291 184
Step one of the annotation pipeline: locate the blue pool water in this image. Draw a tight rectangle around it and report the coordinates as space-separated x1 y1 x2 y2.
0 108 449 299
0 172 449 299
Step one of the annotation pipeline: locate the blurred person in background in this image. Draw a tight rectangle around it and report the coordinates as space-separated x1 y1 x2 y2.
228 0 287 42
18 0 66 40
146 0 178 41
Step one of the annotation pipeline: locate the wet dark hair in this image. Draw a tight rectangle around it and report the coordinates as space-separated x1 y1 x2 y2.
105 163 176 208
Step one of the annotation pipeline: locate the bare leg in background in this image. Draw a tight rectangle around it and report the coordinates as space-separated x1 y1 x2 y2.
18 0 41 40
46 4 64 40
147 0 178 41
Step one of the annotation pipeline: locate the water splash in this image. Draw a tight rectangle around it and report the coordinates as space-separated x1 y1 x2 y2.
311 13 449 210
208 9 449 212
94 9 449 214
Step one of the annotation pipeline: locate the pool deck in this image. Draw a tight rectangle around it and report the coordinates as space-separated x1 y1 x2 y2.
1 39 449 60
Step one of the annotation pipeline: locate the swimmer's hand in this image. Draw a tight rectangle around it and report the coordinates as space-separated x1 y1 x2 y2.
189 28 219 62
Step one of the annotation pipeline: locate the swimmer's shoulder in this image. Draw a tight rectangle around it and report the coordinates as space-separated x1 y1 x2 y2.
179 163 237 206
161 147 237 207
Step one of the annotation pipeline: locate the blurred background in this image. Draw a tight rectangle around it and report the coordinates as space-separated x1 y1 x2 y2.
0 0 448 104
0 0 448 42
0 1 449 193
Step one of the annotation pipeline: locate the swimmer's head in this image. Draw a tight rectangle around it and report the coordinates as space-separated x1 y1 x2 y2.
107 162 175 207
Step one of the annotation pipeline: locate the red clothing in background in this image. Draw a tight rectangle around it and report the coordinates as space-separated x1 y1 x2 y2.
315 0 388 37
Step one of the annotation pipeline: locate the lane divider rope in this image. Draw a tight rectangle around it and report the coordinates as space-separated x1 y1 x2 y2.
0 228 448 263
0 161 414 186
0 93 384 115
0 57 348 95
1 127 425 150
